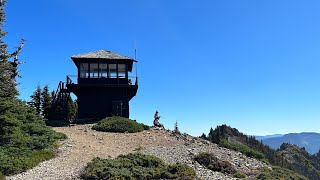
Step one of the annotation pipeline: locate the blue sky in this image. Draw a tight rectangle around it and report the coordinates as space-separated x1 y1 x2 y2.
6 0 320 136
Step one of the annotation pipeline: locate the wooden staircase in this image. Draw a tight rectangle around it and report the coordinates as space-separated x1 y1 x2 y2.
48 81 71 123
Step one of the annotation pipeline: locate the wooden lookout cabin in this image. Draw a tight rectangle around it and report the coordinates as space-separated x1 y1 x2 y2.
49 50 138 123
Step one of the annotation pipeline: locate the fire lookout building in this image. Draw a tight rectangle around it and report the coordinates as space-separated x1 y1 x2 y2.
50 50 138 122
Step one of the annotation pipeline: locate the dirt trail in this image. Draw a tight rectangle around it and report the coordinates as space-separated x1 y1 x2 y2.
7 124 267 180
7 124 182 180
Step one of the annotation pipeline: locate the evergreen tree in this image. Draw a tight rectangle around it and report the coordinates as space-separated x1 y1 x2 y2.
199 133 207 140
29 85 42 115
51 90 55 100
41 85 52 119
0 1 25 100
0 1 66 176
67 98 77 122
0 0 17 99
208 127 215 142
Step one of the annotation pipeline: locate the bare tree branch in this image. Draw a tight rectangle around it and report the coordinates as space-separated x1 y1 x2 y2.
12 38 26 63
10 38 26 78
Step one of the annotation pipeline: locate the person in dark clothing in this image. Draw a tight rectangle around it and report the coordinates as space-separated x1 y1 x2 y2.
153 110 163 127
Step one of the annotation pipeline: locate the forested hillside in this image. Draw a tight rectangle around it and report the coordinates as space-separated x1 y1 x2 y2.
261 132 320 154
200 125 320 179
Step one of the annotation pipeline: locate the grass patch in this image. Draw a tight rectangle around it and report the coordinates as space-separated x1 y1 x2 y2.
220 139 268 163
81 153 196 179
194 152 245 178
257 166 308 180
92 116 148 133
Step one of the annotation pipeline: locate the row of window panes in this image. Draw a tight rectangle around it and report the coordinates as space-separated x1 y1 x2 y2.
80 63 126 78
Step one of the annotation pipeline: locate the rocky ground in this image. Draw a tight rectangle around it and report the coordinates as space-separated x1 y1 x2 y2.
7 125 269 180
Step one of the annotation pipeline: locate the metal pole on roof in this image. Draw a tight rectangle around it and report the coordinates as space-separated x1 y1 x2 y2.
134 36 137 61
134 37 138 85
135 48 137 73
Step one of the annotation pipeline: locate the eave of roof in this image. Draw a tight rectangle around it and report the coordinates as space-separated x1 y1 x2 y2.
71 50 136 61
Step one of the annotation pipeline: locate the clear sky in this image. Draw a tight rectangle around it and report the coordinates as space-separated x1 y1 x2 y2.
5 0 320 136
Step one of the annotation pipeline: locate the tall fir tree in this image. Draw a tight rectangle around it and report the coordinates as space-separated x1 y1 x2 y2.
0 1 66 176
0 0 25 100
0 0 15 99
29 85 42 115
41 85 52 119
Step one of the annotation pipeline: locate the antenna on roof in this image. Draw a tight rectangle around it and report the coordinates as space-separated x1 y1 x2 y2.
134 36 137 61
134 35 138 84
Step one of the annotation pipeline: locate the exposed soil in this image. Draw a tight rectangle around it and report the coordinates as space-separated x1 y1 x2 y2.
7 124 267 180
7 125 184 180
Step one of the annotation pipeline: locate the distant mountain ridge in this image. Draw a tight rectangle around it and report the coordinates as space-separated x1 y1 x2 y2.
260 132 320 154
202 125 320 179
255 134 283 141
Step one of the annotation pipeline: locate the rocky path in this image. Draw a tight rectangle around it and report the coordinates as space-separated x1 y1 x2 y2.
7 125 268 180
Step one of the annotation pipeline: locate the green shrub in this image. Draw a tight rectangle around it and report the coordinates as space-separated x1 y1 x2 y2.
167 163 196 179
257 166 308 180
220 139 268 162
194 152 218 167
92 116 145 133
233 171 246 178
140 123 150 130
0 148 54 175
0 98 66 176
194 152 237 175
81 153 196 179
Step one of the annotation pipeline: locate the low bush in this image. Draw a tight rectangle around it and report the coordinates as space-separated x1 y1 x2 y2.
0 98 66 176
220 139 268 163
140 123 150 130
0 148 54 175
92 116 146 133
81 153 196 179
167 163 197 179
194 152 246 178
194 152 236 174
233 171 246 178
257 166 308 180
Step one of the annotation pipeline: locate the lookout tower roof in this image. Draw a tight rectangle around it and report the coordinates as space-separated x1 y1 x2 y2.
71 50 137 71
71 50 135 60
